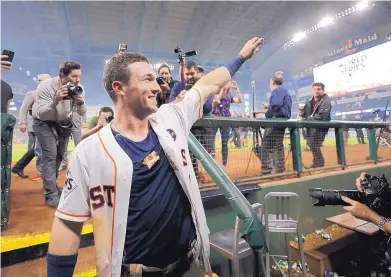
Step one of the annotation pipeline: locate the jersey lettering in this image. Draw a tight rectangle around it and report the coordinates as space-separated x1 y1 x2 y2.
89 185 115 210
103 185 115 207
181 149 187 166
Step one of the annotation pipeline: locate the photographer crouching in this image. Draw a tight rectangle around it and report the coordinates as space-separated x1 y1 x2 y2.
32 61 86 208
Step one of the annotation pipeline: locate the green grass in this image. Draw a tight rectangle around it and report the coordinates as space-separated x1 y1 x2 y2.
12 143 75 162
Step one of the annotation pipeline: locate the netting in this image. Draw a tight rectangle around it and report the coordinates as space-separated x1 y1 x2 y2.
189 119 390 185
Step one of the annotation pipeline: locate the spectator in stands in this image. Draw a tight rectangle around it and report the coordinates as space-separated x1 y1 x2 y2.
258 72 292 175
12 74 51 181
300 82 331 168
82 106 114 140
354 115 366 144
169 61 214 182
341 115 349 144
156 63 178 107
211 80 242 172
32 61 86 208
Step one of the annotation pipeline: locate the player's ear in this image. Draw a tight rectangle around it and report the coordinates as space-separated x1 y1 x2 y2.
112 81 126 98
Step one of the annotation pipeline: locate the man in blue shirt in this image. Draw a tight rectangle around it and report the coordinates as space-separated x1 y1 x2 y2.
260 71 292 175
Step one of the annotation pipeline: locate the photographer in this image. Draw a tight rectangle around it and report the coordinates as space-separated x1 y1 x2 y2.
300 82 331 168
342 172 391 233
32 61 86 208
81 106 114 140
156 63 178 107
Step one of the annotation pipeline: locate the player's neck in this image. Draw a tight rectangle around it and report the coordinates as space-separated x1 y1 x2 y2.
113 107 149 142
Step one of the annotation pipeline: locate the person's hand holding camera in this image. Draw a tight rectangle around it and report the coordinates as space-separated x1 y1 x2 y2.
72 95 84 106
342 172 384 225
55 85 69 103
1 55 12 71
159 80 169 91
342 196 374 222
19 124 27 133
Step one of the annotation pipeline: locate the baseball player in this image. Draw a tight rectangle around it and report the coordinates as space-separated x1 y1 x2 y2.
47 37 264 277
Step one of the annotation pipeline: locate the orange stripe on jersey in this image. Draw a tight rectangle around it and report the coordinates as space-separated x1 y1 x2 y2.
57 209 91 218
192 87 202 120
97 131 118 277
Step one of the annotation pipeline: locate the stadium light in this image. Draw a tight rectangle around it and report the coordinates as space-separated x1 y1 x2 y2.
292 32 307 43
356 0 369 11
317 16 334 28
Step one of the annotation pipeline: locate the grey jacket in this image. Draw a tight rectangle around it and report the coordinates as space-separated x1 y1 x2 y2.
19 90 37 133
300 94 332 121
32 76 86 123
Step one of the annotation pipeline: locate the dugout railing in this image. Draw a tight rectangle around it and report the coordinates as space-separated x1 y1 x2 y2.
192 117 390 188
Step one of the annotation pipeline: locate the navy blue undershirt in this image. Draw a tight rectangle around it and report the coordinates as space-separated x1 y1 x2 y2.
113 127 196 268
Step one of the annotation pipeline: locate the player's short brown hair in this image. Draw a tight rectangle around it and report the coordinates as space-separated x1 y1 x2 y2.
103 52 149 101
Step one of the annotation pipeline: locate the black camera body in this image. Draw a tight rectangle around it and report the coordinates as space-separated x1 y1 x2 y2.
174 47 197 61
156 77 165 85
309 174 391 215
64 82 83 100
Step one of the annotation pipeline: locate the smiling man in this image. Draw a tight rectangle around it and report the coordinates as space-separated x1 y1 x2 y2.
47 37 264 277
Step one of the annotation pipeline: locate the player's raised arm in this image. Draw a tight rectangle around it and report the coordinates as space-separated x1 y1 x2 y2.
193 37 264 100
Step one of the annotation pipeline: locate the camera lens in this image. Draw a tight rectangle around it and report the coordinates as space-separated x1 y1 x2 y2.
309 188 364 206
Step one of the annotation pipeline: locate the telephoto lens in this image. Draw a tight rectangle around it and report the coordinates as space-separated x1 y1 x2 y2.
309 188 365 206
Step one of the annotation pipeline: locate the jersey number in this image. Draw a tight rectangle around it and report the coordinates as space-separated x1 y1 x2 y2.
89 185 115 210
181 149 187 166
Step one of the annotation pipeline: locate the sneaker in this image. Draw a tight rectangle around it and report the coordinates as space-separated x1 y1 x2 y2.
45 196 60 208
30 173 42 181
11 168 28 179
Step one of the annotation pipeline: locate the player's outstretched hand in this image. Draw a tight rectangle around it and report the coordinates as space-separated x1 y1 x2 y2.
239 37 265 61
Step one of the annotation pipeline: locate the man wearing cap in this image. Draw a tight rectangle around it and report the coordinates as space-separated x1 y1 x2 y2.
259 71 292 175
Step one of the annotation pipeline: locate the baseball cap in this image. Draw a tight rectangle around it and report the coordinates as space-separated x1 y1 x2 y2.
198 66 204 73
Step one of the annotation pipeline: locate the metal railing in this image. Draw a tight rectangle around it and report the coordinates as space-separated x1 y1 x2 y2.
191 117 390 188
